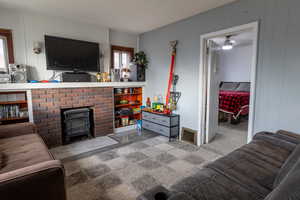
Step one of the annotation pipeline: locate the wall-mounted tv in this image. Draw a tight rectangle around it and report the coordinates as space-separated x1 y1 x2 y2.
45 35 100 72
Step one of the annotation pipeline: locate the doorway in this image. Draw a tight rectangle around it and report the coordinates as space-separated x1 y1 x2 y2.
198 22 259 148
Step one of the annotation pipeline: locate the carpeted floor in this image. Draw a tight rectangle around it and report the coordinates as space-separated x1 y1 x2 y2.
60 135 222 200
56 127 246 200
202 121 248 155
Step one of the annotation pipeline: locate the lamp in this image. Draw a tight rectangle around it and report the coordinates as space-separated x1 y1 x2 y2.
33 42 42 54
222 36 234 50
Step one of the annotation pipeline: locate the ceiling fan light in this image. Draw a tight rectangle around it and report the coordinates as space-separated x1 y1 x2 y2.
222 38 234 50
222 44 233 50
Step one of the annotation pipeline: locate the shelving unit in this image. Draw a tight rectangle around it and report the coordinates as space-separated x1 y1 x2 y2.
115 103 142 108
114 87 142 129
0 91 29 125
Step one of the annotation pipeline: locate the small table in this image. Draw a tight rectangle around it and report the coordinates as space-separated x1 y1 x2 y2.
142 110 180 141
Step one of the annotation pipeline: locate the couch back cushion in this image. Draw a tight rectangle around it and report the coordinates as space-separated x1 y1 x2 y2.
0 152 4 169
265 159 300 200
0 134 53 173
273 144 300 188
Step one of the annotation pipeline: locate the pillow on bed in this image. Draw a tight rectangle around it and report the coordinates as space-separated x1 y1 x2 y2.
235 82 250 92
220 82 239 91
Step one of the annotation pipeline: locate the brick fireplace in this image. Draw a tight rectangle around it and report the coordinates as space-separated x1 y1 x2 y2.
32 87 114 147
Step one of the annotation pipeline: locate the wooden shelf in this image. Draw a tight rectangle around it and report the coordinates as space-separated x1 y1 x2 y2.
115 124 137 128
115 103 141 108
115 93 142 97
0 100 27 105
0 117 29 122
115 113 141 119
114 87 143 129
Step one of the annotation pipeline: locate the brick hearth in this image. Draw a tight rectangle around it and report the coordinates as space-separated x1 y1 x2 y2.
32 87 114 147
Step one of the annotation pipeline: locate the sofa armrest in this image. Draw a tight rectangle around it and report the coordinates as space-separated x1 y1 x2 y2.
0 122 37 139
0 160 66 200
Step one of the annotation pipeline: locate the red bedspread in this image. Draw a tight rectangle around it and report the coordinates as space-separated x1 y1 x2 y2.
219 90 250 119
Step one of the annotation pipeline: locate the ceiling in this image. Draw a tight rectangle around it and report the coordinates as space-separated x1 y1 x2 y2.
0 0 236 34
212 31 254 47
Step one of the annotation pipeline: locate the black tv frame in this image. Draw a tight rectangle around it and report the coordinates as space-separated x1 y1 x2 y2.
45 35 100 72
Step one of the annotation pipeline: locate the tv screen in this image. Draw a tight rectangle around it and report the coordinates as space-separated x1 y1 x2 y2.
45 35 100 72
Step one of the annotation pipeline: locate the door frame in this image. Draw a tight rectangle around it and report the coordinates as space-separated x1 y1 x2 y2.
197 21 259 145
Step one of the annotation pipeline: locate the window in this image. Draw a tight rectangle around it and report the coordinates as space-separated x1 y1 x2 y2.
0 29 14 72
111 45 134 69
0 37 8 71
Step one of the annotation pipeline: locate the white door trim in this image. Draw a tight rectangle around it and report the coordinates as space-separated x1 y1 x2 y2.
197 21 259 146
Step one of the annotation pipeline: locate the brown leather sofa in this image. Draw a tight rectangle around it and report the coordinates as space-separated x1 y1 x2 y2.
0 123 66 200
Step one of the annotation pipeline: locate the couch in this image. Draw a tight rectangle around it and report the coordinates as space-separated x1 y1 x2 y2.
138 130 300 200
0 123 66 200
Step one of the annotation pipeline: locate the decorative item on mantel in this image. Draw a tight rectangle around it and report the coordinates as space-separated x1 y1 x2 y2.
121 67 131 82
96 72 111 82
33 41 42 54
133 51 148 82
111 68 121 82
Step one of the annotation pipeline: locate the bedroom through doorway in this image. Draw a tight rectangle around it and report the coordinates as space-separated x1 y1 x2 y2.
198 22 259 153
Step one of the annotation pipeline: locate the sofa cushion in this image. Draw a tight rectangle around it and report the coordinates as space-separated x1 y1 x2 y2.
276 130 300 142
253 131 299 151
171 168 264 200
265 159 300 200
0 134 53 174
0 151 4 169
205 134 294 198
273 144 300 188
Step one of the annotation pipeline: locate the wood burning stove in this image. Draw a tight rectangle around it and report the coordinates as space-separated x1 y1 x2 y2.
62 108 92 144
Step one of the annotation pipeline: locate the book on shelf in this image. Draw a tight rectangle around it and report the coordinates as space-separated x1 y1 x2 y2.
0 105 28 120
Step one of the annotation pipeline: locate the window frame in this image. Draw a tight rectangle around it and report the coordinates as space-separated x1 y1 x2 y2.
111 45 134 69
0 28 14 65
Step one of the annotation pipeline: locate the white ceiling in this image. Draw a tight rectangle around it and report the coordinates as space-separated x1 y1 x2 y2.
0 0 236 34
212 31 254 47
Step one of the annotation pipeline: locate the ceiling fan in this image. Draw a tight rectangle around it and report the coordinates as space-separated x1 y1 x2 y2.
222 35 236 50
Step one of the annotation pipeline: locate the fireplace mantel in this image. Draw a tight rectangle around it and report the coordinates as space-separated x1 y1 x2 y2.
31 87 115 147
0 82 146 90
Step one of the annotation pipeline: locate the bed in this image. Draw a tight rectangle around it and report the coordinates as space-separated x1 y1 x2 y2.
219 82 250 121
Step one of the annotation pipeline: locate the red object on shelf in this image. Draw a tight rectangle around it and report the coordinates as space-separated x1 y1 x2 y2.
146 97 151 108
40 80 50 83
165 41 178 107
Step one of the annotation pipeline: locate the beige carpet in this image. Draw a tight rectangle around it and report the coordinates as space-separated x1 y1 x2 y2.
60 131 245 200
202 121 248 155
49 122 249 200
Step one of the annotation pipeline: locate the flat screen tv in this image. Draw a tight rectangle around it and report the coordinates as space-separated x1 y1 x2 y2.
45 35 100 72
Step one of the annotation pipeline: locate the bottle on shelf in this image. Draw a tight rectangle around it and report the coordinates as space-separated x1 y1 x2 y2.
146 97 151 108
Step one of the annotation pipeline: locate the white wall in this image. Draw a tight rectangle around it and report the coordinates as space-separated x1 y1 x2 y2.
218 44 252 82
109 30 138 50
0 8 26 66
109 29 139 81
0 7 138 80
140 0 300 134
23 13 110 80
